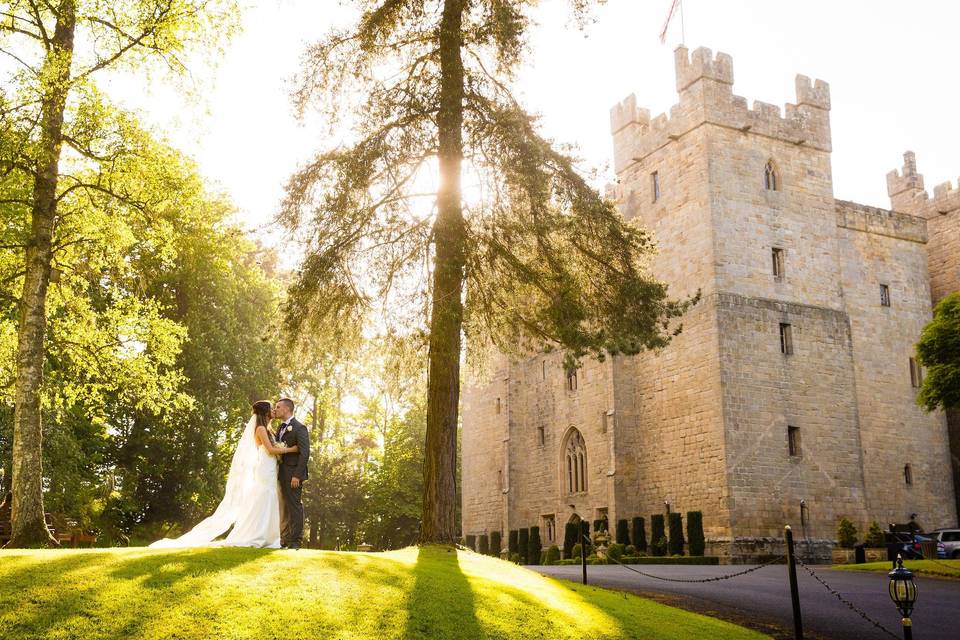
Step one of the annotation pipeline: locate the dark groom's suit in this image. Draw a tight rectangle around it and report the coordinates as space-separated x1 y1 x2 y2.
276 417 310 548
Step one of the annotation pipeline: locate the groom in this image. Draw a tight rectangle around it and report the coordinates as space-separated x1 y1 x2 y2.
273 397 310 549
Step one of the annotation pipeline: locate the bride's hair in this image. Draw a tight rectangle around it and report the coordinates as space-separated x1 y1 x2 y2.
252 400 272 428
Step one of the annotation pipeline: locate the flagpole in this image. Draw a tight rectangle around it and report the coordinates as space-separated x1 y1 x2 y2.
680 0 686 45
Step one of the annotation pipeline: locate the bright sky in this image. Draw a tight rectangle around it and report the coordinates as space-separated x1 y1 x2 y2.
103 0 959 237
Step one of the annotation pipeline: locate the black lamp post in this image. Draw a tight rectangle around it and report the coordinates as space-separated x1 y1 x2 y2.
888 554 918 640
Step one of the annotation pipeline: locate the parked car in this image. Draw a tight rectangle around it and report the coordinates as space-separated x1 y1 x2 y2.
885 531 948 559
930 529 960 559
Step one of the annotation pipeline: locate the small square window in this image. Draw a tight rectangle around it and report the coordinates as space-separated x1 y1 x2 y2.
779 323 793 355
788 426 801 457
909 358 923 388
880 284 891 307
651 171 660 203
772 248 785 279
904 464 913 486
537 426 545 446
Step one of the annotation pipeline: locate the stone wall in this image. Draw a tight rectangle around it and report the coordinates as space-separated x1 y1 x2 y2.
837 201 957 531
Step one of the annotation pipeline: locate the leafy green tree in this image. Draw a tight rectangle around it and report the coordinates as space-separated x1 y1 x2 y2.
916 292 960 412
0 0 238 546
283 0 688 544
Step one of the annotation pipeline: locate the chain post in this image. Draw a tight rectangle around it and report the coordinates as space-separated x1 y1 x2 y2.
580 523 588 585
785 525 804 640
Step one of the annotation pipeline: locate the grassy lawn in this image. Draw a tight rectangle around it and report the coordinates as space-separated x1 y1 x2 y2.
831 559 960 579
0 545 767 640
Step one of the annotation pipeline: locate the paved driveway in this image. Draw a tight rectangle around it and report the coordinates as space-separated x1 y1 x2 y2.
534 563 960 639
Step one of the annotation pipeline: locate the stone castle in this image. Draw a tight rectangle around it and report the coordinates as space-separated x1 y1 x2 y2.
461 46 959 560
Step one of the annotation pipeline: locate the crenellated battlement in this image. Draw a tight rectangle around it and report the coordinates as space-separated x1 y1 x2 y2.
611 45 832 173
675 46 734 91
887 151 960 216
932 180 960 214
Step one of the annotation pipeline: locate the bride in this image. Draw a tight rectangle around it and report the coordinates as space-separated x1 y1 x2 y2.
150 401 298 548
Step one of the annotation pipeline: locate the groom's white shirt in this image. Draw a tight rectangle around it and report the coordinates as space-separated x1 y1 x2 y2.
278 415 295 441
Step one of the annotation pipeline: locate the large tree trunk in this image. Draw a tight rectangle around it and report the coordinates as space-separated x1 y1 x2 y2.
7 1 76 548
420 0 466 545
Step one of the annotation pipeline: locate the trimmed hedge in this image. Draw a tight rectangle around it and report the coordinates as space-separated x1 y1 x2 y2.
631 516 647 552
620 555 720 565
477 534 489 556
518 528 530 565
686 511 705 556
668 512 684 556
650 514 666 556
607 543 626 563
528 526 542 566
563 522 578 559
490 531 502 557
465 535 477 551
544 545 561 565
579 521 592 556
508 530 519 556
616 519 630 545
837 517 857 549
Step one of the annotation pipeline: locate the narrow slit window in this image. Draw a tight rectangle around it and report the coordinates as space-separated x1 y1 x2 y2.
764 160 779 191
495 397 501 414
904 464 913 485
542 360 546 380
566 368 578 392
880 284 891 307
779 323 793 355
909 357 923 388
651 171 660 203
787 426 801 457
772 247 785 279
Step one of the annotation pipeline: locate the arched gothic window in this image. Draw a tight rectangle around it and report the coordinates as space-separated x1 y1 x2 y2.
564 429 587 494
764 160 779 191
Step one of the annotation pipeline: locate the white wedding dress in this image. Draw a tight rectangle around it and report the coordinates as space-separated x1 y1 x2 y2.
149 417 281 549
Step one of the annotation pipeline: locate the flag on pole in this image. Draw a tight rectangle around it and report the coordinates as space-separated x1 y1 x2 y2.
659 0 681 44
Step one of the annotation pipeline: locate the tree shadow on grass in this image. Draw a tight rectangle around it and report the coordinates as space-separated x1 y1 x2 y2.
6 548 268 640
403 546 484 640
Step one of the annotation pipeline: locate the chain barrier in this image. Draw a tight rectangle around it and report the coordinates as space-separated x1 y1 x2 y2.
795 556 900 640
582 535 784 584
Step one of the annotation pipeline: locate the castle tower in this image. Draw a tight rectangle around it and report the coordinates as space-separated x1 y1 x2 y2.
887 151 960 524
461 47 956 561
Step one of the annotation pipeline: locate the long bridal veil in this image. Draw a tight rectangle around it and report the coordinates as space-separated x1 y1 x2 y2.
149 416 260 548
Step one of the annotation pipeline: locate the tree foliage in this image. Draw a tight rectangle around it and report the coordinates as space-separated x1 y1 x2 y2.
916 292 960 412
284 0 688 544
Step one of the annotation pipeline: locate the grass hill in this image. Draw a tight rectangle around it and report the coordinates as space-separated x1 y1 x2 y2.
0 545 766 639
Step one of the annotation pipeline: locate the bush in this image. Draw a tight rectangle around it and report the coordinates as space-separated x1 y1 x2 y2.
508 530 519 556
668 512 684 555
865 521 885 548
571 543 582 560
650 515 666 556
465 535 476 551
607 543 625 563
837 517 857 549
490 531 502 557
593 518 608 533
563 522 578 559
625 544 637 556
544 545 561 565
477 534 489 556
528 526 542 566
686 511 705 556
509 553 521 564
518 528 530 565
616 519 630 545
631 516 647 552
